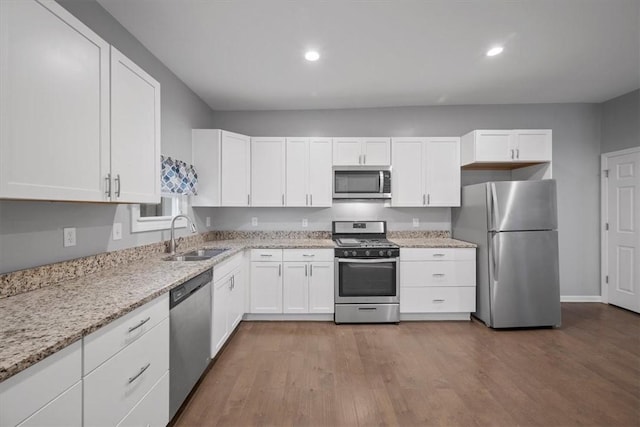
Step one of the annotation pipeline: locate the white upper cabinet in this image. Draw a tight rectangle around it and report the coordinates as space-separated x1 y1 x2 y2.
0 1 161 204
251 137 285 206
0 0 110 202
392 137 460 207
333 137 391 165
286 137 332 207
192 129 251 207
110 47 161 204
461 129 552 166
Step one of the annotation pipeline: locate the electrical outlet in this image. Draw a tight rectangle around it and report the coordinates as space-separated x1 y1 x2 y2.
205 216 211 227
251 217 258 227
302 218 308 227
63 227 76 247
112 222 122 241
413 218 420 228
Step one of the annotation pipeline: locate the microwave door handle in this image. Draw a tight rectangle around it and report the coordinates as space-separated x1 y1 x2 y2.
379 170 384 193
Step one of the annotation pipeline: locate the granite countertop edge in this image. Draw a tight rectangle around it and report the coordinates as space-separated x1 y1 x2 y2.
0 237 475 382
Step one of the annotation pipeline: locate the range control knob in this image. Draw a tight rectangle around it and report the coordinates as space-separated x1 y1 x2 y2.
351 251 357 256
387 250 393 256
379 250 385 256
365 250 370 256
343 250 349 257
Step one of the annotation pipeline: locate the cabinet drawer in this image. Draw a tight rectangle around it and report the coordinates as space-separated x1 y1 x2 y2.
0 340 81 427
283 249 333 262
400 287 475 313
250 249 282 262
17 381 81 427
84 293 168 375
400 260 475 287
400 248 475 261
116 371 169 427
214 252 243 282
84 318 169 427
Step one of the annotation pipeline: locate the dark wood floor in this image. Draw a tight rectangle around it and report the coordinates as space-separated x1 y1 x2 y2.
174 304 640 427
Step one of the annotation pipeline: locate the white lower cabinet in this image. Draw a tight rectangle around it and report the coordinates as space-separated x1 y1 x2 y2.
116 371 169 427
250 261 283 313
0 341 82 427
212 253 245 358
400 248 476 316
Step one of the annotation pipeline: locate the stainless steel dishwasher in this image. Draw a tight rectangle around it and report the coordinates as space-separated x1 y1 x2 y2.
169 268 212 420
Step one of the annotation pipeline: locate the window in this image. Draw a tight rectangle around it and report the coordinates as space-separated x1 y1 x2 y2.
131 195 188 233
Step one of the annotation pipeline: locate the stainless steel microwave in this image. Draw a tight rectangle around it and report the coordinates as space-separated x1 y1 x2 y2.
333 166 392 199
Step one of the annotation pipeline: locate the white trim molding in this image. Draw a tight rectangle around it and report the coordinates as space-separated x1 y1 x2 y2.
561 295 603 303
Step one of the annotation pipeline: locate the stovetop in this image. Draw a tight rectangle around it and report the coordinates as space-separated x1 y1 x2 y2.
334 238 398 248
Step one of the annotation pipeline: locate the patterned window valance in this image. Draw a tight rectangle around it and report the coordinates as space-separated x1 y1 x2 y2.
161 155 198 195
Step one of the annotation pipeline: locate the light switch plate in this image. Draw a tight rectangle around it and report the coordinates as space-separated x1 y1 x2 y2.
302 218 308 227
112 223 122 241
413 218 420 228
63 227 76 247
206 216 211 227
251 217 258 227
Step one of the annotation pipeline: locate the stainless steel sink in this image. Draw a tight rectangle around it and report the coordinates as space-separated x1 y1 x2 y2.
163 248 229 261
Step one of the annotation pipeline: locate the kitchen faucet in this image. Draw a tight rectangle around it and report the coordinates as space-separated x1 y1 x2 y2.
169 214 197 254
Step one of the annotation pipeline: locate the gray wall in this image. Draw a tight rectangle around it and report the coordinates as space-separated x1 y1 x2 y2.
0 0 216 273
601 89 640 154
210 103 603 297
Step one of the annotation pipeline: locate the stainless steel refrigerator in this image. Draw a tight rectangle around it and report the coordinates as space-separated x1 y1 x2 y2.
452 180 561 328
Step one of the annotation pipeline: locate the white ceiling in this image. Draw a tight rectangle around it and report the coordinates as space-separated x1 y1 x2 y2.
97 0 640 111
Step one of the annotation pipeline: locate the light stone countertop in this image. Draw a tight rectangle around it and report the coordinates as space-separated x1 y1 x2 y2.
0 236 474 382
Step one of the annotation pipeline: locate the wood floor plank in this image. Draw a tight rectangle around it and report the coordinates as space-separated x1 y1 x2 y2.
175 304 640 427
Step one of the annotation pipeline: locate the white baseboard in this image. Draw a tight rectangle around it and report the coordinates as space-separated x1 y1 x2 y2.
560 295 603 303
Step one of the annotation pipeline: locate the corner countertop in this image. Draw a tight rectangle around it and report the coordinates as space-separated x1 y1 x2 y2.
0 236 473 382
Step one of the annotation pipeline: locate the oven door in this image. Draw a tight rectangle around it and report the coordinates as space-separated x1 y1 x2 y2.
335 257 399 304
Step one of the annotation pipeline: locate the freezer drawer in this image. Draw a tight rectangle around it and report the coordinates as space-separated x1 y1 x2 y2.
488 230 560 328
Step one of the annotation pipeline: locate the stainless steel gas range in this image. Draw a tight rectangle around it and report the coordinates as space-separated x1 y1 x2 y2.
333 221 400 324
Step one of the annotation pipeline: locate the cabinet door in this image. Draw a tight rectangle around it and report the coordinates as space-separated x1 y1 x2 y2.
229 268 244 331
251 137 285 206
110 47 161 203
425 137 460 207
362 138 391 165
116 372 168 427
212 276 230 357
221 132 251 206
0 0 110 202
474 130 512 162
285 138 309 206
391 138 425 206
333 138 363 165
250 262 283 313
283 263 308 313
308 138 333 207
308 262 334 313
17 381 82 427
513 129 552 161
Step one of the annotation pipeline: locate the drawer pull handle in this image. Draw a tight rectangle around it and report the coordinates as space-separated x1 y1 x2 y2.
128 363 151 384
432 299 445 303
358 307 377 311
303 254 315 257
432 253 445 257
128 317 151 333
260 254 273 257
432 273 445 277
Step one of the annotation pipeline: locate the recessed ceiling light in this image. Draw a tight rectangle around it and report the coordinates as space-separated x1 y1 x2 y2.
305 50 320 62
486 46 504 57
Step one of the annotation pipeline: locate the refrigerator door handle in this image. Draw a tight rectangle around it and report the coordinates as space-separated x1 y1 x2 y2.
491 233 500 281
490 182 500 230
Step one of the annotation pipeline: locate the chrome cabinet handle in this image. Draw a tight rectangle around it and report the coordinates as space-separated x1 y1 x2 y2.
363 154 366 164
510 149 515 159
310 264 313 276
282 194 285 206
423 194 426 205
427 194 430 205
516 148 520 159
358 154 362 164
247 194 250 206
432 299 445 303
302 254 315 257
432 273 445 277
260 254 273 257
128 316 151 333
310 194 313 205
432 253 445 257
105 173 111 197
115 174 121 197
278 264 281 276
306 194 308 205
305 264 308 276
128 363 150 384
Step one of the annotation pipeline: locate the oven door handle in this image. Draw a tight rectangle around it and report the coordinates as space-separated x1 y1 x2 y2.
336 257 397 264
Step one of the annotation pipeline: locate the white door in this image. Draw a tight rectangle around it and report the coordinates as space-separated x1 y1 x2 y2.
221 132 251 206
391 138 424 206
308 138 333 207
425 137 460 206
211 276 230 357
251 137 285 206
0 0 110 202
333 138 362 165
362 138 391 165
308 262 334 313
285 138 308 206
513 129 552 162
250 263 283 313
604 148 640 313
474 130 512 162
110 47 161 203
283 263 308 313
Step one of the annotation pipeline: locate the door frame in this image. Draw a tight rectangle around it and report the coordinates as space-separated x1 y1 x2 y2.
600 146 640 303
